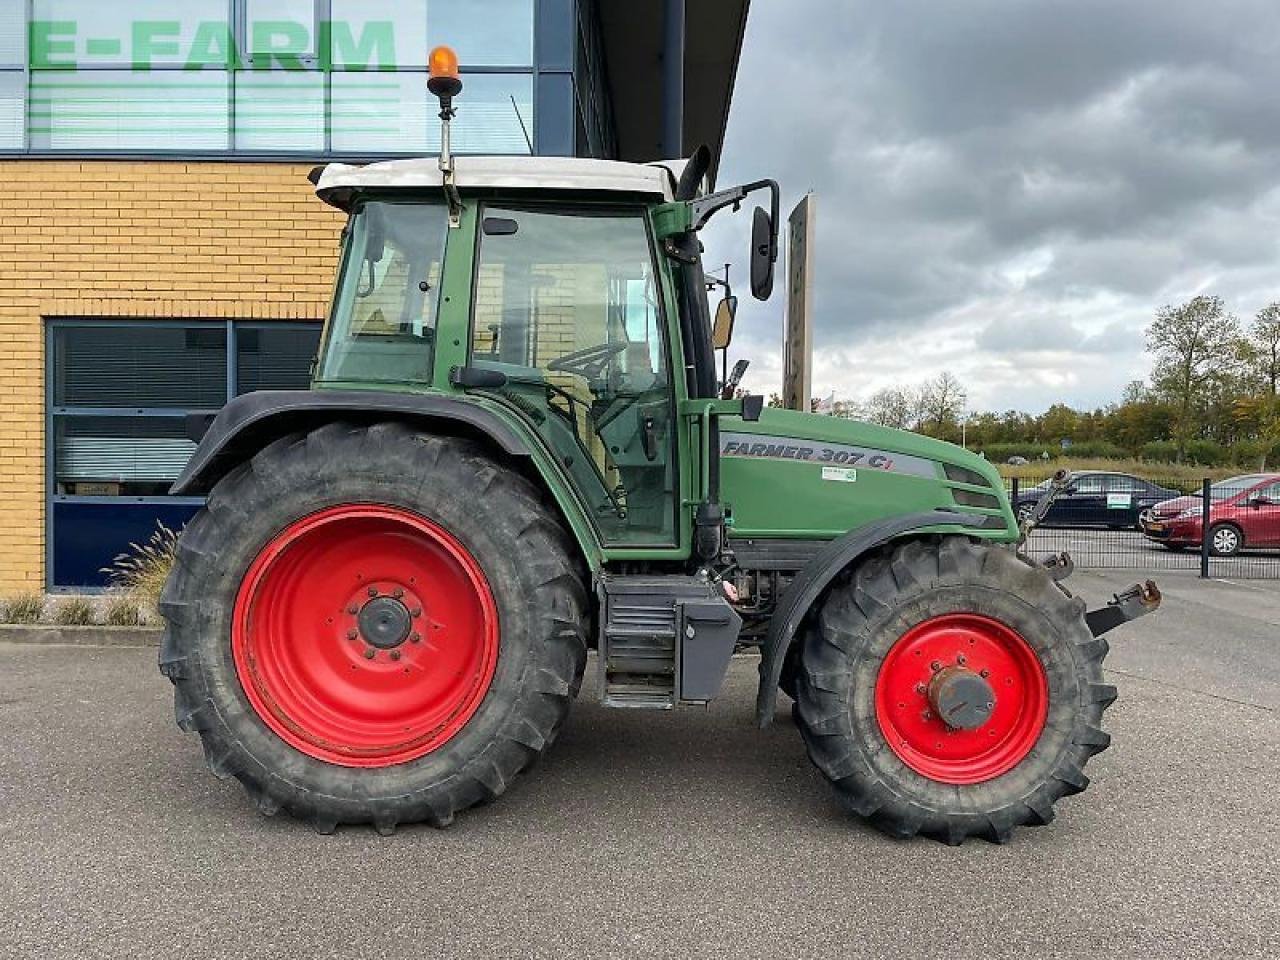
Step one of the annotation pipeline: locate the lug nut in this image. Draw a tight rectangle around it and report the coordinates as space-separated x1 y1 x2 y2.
368 586 378 598
347 604 358 615
363 649 376 660
957 654 967 665
390 650 402 661
393 587 404 599
930 660 942 672
409 632 421 644
979 668 990 678
346 629 358 641
914 682 927 695
410 608 422 618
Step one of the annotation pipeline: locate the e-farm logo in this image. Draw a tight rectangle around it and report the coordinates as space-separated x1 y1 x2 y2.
29 19 397 71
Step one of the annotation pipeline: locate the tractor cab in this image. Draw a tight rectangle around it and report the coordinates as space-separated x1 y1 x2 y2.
310 148 775 554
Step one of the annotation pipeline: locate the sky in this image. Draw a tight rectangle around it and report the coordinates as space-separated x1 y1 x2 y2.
701 0 1280 415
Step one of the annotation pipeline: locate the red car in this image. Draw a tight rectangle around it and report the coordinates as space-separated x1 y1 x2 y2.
1140 473 1280 556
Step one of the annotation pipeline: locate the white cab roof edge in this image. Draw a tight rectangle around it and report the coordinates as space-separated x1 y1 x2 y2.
315 155 691 208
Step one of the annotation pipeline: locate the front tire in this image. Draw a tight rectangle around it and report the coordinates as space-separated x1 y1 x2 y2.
159 422 588 833
1208 523 1243 557
794 537 1114 844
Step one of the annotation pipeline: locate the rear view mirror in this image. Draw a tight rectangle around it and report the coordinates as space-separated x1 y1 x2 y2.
750 206 775 300
712 295 737 350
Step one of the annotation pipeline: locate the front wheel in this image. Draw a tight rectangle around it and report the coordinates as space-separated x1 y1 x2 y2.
794 537 1115 844
1209 523 1243 557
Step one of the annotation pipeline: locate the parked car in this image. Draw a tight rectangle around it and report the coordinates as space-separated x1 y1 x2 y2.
1006 455 1029 466
1140 473 1280 556
1013 471 1184 529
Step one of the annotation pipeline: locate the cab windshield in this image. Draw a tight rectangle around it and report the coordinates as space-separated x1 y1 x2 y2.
318 201 449 384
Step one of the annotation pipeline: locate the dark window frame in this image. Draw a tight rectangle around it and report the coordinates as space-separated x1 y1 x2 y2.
44 316 322 590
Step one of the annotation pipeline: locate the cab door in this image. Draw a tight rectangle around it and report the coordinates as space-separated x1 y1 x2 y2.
467 204 680 547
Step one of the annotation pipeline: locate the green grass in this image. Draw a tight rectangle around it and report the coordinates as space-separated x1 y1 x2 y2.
102 595 145 627
1 592 45 624
994 457 1244 486
51 596 96 626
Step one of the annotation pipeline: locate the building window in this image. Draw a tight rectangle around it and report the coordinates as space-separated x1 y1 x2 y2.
47 319 322 589
4 0 554 157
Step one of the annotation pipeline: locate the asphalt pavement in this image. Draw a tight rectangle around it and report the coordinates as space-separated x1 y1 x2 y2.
0 569 1277 959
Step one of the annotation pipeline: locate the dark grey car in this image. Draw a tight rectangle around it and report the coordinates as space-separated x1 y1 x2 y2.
1013 471 1185 529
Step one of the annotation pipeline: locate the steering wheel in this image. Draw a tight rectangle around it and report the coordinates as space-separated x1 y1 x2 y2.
546 341 627 380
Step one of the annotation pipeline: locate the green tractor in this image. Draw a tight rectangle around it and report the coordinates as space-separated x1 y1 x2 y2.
160 52 1159 844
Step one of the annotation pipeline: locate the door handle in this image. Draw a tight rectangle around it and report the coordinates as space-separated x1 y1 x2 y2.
640 416 658 462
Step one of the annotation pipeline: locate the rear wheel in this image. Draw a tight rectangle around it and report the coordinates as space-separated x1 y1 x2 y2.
159 422 588 833
794 536 1114 844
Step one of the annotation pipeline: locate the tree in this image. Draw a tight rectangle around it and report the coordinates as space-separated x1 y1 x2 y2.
865 386 914 429
919 371 967 440
1145 295 1243 461
1249 303 1280 396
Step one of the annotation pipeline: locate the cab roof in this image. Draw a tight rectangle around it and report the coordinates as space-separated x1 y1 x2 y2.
314 155 689 211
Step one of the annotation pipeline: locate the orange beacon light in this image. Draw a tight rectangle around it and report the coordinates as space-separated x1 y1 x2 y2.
428 46 462 99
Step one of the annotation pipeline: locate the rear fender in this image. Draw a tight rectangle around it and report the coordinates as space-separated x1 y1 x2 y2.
171 390 532 495
754 510 1003 726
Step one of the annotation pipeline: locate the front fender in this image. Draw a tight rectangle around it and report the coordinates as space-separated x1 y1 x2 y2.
171 389 531 495
754 510 1002 727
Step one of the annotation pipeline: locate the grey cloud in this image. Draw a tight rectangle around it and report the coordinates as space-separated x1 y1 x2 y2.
707 0 1280 412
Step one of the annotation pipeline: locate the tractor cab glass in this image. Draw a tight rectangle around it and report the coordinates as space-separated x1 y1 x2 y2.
318 201 449 385
469 205 676 546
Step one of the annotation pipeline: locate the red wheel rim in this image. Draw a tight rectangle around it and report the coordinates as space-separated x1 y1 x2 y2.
232 505 498 768
874 613 1048 785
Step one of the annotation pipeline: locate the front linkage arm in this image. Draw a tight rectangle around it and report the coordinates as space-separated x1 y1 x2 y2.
1018 467 1073 544
1085 580 1162 637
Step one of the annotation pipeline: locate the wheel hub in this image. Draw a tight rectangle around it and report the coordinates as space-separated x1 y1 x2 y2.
231 505 499 768
357 596 413 649
927 667 995 730
874 613 1048 785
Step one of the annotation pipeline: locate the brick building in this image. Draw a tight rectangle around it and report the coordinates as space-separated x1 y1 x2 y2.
0 0 747 590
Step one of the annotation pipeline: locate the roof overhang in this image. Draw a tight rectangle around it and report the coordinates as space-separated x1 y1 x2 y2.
598 0 750 185
314 155 683 210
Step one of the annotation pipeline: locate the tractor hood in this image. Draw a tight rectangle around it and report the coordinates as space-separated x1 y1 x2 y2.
718 407 1015 541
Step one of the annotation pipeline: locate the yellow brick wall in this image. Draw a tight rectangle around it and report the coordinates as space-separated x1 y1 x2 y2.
0 160 346 592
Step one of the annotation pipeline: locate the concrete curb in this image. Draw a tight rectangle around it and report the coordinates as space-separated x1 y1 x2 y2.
0 624 162 647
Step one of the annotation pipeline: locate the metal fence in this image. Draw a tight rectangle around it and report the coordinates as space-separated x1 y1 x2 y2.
1005 474 1280 579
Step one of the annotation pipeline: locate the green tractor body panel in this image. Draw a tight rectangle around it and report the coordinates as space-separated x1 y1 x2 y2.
718 406 1015 541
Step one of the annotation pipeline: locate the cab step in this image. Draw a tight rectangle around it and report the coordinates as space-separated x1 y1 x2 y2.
597 574 742 709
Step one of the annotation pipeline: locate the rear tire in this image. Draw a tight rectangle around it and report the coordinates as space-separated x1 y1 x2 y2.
794 536 1114 845
159 421 588 833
